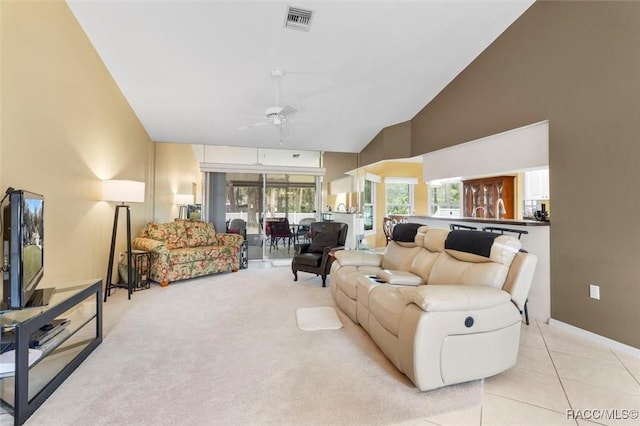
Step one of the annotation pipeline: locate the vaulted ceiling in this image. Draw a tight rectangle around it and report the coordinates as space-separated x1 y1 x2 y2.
67 1 534 153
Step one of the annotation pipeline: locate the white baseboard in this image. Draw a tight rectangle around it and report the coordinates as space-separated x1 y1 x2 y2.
549 318 640 358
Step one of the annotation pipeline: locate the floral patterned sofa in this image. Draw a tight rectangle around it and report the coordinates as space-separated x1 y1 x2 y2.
132 220 244 285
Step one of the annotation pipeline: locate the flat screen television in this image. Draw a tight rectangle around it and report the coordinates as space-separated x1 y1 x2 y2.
2 189 52 310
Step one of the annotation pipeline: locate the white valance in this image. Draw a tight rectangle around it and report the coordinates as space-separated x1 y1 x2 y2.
199 162 325 176
383 177 419 185
364 173 381 183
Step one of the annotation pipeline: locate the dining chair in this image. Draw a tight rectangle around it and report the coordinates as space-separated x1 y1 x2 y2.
269 218 293 251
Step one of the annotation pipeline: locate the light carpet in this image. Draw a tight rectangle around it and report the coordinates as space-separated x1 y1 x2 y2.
296 306 343 331
24 266 482 426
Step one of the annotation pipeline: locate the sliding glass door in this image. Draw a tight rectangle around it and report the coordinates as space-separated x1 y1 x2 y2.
263 174 316 261
226 173 319 261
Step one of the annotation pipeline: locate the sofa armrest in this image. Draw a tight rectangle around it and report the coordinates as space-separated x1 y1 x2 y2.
133 237 168 253
376 270 424 286
325 245 344 254
133 237 171 276
399 285 511 313
215 232 244 247
320 245 344 271
332 250 383 267
502 252 538 311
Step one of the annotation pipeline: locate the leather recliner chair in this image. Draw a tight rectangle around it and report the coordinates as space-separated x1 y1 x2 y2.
292 221 348 286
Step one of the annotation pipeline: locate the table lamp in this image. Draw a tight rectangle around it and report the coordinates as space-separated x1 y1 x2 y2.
175 193 194 219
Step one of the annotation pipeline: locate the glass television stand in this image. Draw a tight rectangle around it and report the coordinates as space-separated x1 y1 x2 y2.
0 279 102 425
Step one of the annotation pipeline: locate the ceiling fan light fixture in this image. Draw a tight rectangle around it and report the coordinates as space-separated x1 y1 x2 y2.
239 69 301 135
265 106 283 117
265 106 285 126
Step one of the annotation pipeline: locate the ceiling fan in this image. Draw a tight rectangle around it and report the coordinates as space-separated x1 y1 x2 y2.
237 69 300 137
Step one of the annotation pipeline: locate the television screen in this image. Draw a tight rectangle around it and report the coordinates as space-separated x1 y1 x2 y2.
2 189 47 309
21 195 44 292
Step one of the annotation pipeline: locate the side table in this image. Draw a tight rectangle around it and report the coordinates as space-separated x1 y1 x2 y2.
130 250 151 291
106 250 150 301
240 241 248 269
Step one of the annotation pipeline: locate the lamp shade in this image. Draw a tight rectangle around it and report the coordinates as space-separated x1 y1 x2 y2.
175 193 194 206
102 180 145 203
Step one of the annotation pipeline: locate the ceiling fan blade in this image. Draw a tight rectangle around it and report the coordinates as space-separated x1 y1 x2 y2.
287 117 312 125
237 121 269 130
280 104 299 116
279 69 328 78
287 70 327 75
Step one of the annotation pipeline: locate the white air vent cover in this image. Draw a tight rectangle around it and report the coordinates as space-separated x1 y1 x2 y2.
284 6 313 31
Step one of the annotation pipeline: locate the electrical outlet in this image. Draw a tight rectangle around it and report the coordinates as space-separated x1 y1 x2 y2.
589 284 600 300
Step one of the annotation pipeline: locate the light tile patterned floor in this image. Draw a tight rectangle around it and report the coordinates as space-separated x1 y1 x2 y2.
420 320 640 426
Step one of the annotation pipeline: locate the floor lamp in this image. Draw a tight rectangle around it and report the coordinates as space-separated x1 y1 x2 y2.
175 193 194 219
102 180 145 302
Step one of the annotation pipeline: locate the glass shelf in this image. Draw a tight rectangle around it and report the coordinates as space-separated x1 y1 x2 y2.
0 279 102 425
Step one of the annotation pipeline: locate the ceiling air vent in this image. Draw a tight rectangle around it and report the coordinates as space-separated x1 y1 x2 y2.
284 6 313 32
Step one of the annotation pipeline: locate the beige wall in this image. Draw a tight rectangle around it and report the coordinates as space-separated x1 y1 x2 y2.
153 142 202 223
322 152 358 182
382 121 412 160
0 2 3 182
359 121 411 166
361 2 640 348
0 1 154 284
359 130 384 167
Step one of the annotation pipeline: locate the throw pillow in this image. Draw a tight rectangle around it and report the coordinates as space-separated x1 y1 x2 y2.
163 222 189 249
309 232 338 253
184 220 217 246
444 230 499 258
392 223 422 242
145 222 188 249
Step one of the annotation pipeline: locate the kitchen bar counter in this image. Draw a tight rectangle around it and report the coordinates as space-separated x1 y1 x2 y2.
406 215 550 322
408 216 550 226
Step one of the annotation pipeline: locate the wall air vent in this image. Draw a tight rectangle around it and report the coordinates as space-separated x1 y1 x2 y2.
284 6 313 32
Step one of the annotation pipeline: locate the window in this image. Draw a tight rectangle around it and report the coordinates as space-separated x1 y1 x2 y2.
429 181 462 217
384 177 416 216
360 173 380 236
363 179 374 233
386 183 412 215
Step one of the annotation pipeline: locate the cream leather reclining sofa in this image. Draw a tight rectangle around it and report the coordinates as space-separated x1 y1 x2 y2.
330 225 537 391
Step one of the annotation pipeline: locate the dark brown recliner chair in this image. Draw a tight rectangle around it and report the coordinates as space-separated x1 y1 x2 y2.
292 221 348 287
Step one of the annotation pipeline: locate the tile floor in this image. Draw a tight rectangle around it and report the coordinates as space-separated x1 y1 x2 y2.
247 238 298 261
419 320 640 426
